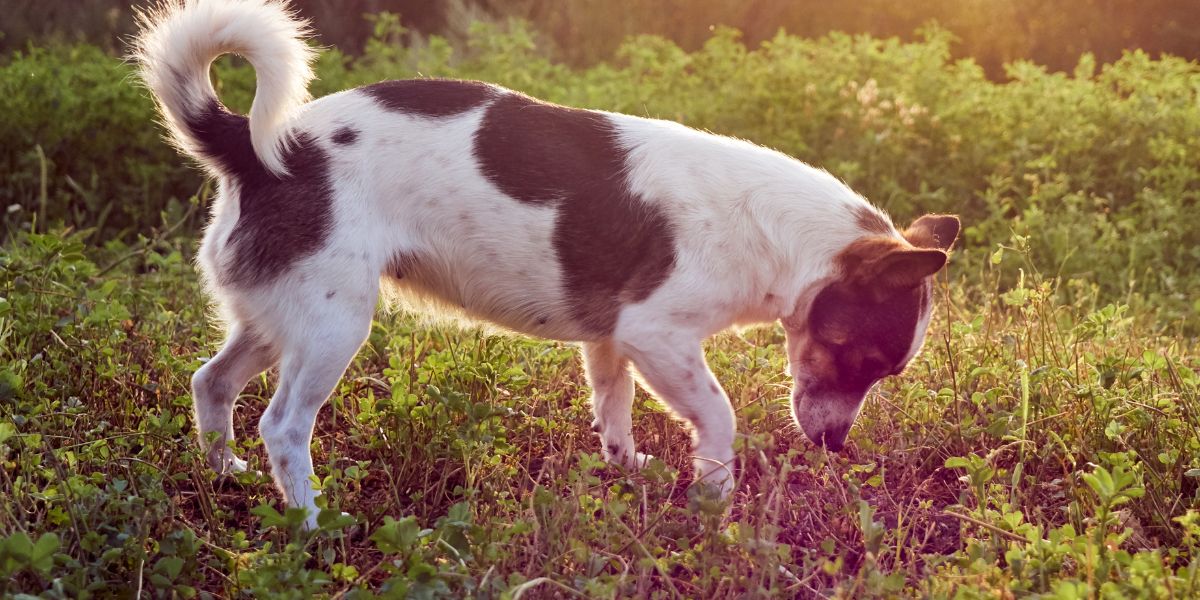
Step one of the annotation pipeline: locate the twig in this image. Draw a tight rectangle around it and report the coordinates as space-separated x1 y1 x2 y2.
613 516 682 599
35 144 48 232
135 558 145 599
942 509 1026 543
510 577 587 599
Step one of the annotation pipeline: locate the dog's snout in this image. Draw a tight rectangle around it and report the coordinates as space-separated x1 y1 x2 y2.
816 423 850 452
791 389 854 452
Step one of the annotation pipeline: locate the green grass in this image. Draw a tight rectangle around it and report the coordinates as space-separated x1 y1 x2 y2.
2 18 1199 598
1 219 1197 597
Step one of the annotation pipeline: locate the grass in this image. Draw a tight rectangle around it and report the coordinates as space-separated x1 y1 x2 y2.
1 214 1197 598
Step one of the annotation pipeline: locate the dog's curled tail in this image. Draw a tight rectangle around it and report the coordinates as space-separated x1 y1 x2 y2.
133 0 315 177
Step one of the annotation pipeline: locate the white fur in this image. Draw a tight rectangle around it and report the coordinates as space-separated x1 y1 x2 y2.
137 0 941 528
134 0 315 176
614 116 880 330
903 281 936 367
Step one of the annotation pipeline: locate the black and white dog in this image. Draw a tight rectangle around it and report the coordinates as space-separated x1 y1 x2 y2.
136 0 959 528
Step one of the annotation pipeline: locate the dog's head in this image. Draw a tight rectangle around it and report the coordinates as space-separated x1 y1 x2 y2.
783 214 959 451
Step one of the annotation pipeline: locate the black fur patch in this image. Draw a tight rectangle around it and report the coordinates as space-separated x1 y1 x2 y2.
806 280 927 396
182 98 334 287
361 79 495 118
331 126 358 145
473 93 676 335
180 95 259 180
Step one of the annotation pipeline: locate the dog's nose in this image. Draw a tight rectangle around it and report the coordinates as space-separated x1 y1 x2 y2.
816 423 850 452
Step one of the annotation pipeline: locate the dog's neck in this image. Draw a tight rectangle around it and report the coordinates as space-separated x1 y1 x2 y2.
720 159 896 328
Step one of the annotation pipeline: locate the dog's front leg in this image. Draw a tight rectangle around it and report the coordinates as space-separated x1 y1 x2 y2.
620 336 736 497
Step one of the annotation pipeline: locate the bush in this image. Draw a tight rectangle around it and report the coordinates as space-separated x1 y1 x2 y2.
3 22 1197 325
0 45 202 240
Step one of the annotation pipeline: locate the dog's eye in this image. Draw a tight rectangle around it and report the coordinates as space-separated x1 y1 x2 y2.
815 322 851 347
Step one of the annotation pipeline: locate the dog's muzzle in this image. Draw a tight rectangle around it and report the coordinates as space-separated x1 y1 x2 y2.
791 389 858 452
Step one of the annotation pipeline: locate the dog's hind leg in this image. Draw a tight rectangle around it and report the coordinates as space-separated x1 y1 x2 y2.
583 340 649 469
192 324 276 473
258 280 377 530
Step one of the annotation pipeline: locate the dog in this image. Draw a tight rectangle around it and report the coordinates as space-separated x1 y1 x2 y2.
135 0 959 529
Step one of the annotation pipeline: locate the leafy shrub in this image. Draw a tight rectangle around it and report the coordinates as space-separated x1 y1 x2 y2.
0 45 202 240
3 21 1197 324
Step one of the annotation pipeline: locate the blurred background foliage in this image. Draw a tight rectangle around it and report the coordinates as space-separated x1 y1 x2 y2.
5 0 1200 78
2 4 1197 329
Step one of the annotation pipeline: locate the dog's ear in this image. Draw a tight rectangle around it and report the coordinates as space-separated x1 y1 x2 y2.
839 237 948 300
867 248 947 294
904 214 960 251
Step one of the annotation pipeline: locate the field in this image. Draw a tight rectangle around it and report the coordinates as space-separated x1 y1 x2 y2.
2 19 1199 598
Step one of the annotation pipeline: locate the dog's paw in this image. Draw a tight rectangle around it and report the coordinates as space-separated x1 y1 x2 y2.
691 457 735 500
207 449 251 475
603 443 653 471
226 456 249 473
686 479 733 516
307 510 358 536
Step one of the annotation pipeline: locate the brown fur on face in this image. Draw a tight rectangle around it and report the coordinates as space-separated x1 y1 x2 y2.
786 214 960 451
807 219 959 388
